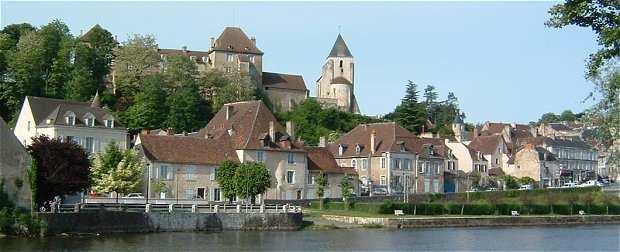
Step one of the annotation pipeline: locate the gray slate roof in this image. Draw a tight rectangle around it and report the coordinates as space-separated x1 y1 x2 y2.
26 96 123 129
328 34 353 58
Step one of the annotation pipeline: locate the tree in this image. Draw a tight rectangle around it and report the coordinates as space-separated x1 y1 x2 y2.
546 0 620 77
392 81 428 134
539 112 560 124
114 34 159 97
234 162 271 204
163 55 198 88
64 66 98 102
339 175 354 210
215 160 240 202
91 149 144 202
165 82 211 132
77 24 117 88
45 37 73 99
559 110 577 122
0 23 36 50
501 175 520 190
585 70 620 170
316 172 328 210
90 141 124 189
121 74 169 129
211 69 256 112
518 177 536 186
26 135 91 207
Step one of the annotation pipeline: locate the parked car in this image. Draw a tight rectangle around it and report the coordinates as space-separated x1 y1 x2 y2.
125 193 144 198
562 182 577 188
371 187 388 196
518 184 533 191
486 187 498 192
577 180 602 188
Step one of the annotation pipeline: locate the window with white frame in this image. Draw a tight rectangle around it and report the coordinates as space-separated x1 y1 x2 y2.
435 162 440 174
65 112 76 126
210 167 217 181
226 53 234 62
352 159 357 169
257 151 266 162
288 152 295 164
286 171 296 184
393 158 400 170
380 176 386 185
84 114 95 127
159 165 173 180
85 137 95 154
186 166 196 180
213 188 221 201
104 119 114 128
361 158 368 170
380 157 386 169
190 56 197 62
249 55 255 63
417 161 424 173
308 174 315 185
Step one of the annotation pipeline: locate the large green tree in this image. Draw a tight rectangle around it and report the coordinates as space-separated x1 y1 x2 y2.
210 69 256 112
91 149 144 202
64 66 98 102
546 0 620 77
78 24 117 88
90 141 124 188
391 81 428 134
121 74 169 129
316 172 328 210
163 55 198 88
165 82 210 132
113 34 159 97
234 162 271 203
339 174 354 210
215 160 240 202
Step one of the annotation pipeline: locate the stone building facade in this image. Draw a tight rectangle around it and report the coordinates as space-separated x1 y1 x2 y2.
506 144 560 187
0 117 32 209
316 34 360 113
305 147 358 199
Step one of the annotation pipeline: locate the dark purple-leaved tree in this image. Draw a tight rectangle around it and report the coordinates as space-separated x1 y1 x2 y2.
26 135 91 206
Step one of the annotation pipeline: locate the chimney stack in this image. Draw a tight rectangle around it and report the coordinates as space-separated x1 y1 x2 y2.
269 121 275 141
370 129 377 154
210 37 215 48
319 136 326 147
286 121 295 140
251 36 256 45
226 105 233 120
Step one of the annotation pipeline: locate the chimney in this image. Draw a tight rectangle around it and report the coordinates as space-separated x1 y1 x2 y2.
210 37 215 48
251 36 256 45
370 129 377 154
182 46 188 52
286 121 295 140
269 121 275 141
474 127 479 137
319 136 326 147
226 105 232 120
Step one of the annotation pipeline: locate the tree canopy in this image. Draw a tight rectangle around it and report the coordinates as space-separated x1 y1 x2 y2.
234 162 271 202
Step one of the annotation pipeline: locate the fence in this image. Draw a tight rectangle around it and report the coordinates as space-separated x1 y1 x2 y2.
43 203 302 214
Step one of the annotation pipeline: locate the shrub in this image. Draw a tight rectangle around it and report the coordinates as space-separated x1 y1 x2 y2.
588 204 607 215
526 204 551 215
496 203 521 215
608 204 620 215
552 204 571 215
445 203 463 215
463 203 494 215
415 203 445 215
573 204 588 214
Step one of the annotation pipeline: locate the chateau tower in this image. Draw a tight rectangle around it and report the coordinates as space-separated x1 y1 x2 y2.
316 34 360 113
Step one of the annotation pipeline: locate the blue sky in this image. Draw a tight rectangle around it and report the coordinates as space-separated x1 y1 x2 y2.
1 1 598 124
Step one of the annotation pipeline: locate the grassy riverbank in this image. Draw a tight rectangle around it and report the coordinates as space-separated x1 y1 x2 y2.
307 187 620 216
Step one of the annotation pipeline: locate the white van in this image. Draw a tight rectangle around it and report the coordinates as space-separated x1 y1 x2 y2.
518 184 533 190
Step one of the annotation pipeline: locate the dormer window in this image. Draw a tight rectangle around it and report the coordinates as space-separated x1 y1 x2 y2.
190 56 197 62
105 119 114 128
338 145 344 156
202 56 207 63
65 112 76 126
355 144 361 154
84 113 95 127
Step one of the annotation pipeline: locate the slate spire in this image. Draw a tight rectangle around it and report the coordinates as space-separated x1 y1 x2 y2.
328 34 353 58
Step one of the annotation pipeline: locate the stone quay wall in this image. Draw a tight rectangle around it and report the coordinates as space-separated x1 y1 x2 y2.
322 215 620 228
37 211 303 234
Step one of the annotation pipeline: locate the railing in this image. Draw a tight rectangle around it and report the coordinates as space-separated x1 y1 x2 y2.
42 203 302 214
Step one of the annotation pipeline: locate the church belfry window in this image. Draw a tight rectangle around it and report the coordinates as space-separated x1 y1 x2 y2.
339 60 343 68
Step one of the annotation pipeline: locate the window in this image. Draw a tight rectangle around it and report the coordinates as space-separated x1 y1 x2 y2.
27 121 31 132
361 176 368 185
393 158 400 170
361 158 368 170
435 162 440 174
105 119 114 128
190 56 197 62
202 56 208 63
66 136 74 143
381 157 386 169
308 174 315 185
85 137 94 154
225 67 232 73
352 159 357 168
380 176 386 185
85 117 95 127
288 152 295 164
226 53 233 62
249 55 255 63
210 167 218 181
286 171 296 184
339 60 343 68
213 188 221 201
186 166 195 180
404 159 411 170
495 158 499 165
185 189 194 199
355 145 361 154
257 151 266 162
338 145 344 156
417 161 424 173
65 112 76 126
424 178 431 193
159 165 173 180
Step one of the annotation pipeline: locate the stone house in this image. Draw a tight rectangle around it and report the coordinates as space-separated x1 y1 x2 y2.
197 100 309 200
135 134 238 201
305 147 358 199
0 117 32 209
505 143 559 187
13 95 128 154
408 137 451 194
316 34 360 113
445 140 489 174
468 135 510 171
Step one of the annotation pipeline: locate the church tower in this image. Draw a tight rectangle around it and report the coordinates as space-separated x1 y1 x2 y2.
316 34 360 113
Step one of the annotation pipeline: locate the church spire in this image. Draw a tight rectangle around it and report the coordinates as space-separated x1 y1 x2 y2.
91 90 101 108
328 34 353 58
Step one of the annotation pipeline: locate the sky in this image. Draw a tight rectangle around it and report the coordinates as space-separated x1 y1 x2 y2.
1 1 599 124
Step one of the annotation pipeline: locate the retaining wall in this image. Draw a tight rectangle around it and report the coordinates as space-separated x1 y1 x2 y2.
37 211 303 234
322 215 620 228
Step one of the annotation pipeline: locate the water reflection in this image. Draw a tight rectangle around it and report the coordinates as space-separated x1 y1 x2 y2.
1 225 618 251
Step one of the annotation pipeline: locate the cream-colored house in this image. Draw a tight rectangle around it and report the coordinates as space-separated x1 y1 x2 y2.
197 100 309 200
316 34 360 113
506 144 559 187
0 116 32 209
445 140 488 174
468 135 510 171
135 134 237 201
13 95 128 153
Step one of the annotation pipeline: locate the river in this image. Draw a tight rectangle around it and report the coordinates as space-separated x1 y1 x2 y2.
1 224 618 251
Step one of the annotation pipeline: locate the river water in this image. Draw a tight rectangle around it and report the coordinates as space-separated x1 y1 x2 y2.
1 224 618 251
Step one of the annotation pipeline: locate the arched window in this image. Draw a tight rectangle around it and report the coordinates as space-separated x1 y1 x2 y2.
65 111 76 126
83 113 95 127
